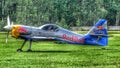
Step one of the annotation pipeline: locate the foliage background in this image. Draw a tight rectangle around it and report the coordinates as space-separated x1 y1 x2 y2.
0 0 120 30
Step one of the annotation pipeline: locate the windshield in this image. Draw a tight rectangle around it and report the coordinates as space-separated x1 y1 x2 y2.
41 24 59 32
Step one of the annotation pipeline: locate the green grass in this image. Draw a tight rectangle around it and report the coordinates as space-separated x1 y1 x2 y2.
0 31 120 68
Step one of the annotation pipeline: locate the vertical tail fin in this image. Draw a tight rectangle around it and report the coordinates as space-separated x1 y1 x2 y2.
87 19 107 35
86 19 108 46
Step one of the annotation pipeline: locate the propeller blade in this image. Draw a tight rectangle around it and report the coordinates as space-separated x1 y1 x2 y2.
4 15 12 30
7 15 10 26
6 31 10 43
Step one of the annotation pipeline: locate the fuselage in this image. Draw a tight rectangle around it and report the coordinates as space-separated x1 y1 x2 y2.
11 24 85 44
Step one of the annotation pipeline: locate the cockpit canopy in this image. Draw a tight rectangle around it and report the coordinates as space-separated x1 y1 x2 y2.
39 24 60 32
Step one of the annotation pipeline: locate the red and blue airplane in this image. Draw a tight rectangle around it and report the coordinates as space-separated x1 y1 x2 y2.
4 16 108 52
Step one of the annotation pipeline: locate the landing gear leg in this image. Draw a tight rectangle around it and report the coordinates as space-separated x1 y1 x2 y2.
27 40 32 52
17 40 27 52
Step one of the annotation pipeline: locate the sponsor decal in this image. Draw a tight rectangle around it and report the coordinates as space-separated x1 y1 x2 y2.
94 29 104 34
11 26 20 38
18 27 27 33
97 26 103 30
62 34 84 43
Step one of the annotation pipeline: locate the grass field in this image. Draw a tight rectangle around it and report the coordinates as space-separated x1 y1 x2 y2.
0 31 120 68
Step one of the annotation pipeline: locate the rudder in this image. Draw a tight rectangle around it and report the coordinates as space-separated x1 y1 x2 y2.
85 19 108 46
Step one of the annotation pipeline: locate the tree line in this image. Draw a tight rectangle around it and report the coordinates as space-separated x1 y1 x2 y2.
0 0 120 30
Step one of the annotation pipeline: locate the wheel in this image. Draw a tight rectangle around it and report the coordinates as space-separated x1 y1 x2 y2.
27 49 32 52
17 48 23 52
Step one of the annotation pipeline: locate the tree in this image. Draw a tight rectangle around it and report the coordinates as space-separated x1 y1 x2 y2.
0 0 119 31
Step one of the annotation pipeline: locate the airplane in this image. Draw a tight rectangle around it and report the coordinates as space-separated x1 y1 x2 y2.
4 16 108 52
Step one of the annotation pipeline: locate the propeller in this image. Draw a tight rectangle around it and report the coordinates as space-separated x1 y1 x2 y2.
5 31 9 43
4 15 13 43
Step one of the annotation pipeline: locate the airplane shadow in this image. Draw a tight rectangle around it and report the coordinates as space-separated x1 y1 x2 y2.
23 50 73 53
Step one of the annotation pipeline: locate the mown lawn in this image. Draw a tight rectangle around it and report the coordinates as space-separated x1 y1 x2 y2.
0 31 120 68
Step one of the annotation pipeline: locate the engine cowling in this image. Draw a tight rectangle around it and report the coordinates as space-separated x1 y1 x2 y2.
11 25 30 38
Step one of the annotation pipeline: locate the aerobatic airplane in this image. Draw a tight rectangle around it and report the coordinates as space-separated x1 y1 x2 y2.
4 16 108 52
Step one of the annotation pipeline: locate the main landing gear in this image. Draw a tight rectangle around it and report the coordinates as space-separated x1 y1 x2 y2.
17 40 32 52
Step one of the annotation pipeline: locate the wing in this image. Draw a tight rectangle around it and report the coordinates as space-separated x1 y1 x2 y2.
32 36 56 41
19 35 56 41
